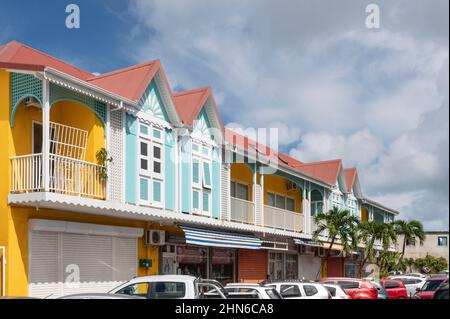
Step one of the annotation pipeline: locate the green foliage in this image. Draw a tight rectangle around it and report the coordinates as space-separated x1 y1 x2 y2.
312 207 360 258
96 147 113 180
393 219 426 267
414 255 448 274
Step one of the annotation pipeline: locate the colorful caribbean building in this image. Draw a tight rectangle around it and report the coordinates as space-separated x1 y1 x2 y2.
0 41 398 297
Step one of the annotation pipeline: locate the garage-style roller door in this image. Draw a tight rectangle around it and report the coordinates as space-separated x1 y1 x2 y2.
28 219 143 298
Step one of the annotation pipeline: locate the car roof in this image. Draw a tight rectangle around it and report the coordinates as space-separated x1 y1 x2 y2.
388 275 425 279
226 283 261 287
321 277 365 282
127 275 197 283
266 281 321 285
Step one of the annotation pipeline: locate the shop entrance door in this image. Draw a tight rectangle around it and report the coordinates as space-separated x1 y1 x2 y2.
161 244 177 275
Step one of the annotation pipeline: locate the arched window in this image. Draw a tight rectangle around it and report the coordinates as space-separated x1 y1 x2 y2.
310 190 323 216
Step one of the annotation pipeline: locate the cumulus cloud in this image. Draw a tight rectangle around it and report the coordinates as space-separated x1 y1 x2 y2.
127 0 449 229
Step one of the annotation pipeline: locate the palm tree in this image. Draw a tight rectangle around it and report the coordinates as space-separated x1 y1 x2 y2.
312 207 360 278
393 219 425 267
357 221 397 277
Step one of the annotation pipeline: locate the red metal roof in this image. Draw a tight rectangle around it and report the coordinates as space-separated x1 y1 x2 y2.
173 87 211 125
87 60 161 103
0 41 94 80
173 86 224 130
293 159 343 185
344 168 357 192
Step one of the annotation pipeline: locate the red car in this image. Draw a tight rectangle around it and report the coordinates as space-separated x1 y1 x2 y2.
413 278 448 299
380 279 409 299
320 277 378 299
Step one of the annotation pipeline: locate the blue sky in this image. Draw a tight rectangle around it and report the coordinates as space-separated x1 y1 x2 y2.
1 0 448 230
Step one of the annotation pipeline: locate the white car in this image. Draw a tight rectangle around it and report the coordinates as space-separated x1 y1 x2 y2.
323 283 351 299
264 281 331 299
407 273 428 279
109 275 226 299
387 275 426 298
225 284 283 299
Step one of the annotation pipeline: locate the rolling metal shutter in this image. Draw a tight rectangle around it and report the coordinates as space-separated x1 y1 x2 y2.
28 220 142 298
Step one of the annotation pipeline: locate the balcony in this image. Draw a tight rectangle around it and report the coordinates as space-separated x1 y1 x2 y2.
230 197 254 224
264 205 304 233
11 153 106 200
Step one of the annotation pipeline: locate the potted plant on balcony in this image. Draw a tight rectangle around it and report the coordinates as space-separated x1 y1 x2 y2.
96 148 113 180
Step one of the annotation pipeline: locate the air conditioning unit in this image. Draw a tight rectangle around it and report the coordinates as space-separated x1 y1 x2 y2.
144 229 166 246
23 96 41 108
315 246 326 257
287 181 298 191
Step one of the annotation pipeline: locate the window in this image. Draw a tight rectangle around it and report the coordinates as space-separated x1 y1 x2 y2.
231 181 249 201
384 281 399 289
326 286 336 297
267 192 296 212
192 143 213 215
149 282 186 299
286 198 295 212
138 123 164 206
338 281 360 289
438 236 448 246
406 238 416 246
267 193 275 207
116 282 149 297
265 289 283 299
202 162 212 189
280 284 301 298
303 285 318 296
311 190 323 216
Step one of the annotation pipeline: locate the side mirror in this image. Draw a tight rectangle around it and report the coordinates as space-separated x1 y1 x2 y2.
416 287 421 292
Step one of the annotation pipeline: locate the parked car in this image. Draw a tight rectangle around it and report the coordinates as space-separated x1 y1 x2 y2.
433 283 449 299
265 280 331 299
320 277 378 299
370 281 390 299
323 283 351 299
59 293 145 299
109 275 227 299
413 278 448 299
225 284 283 299
379 279 409 299
406 273 428 279
437 270 449 277
386 275 426 298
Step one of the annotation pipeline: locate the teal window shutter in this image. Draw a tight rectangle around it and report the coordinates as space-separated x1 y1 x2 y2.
193 159 200 184
193 190 199 209
203 192 209 212
140 178 149 201
153 180 162 203
202 162 211 188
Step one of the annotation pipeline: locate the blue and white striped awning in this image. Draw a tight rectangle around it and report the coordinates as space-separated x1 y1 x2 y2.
180 225 262 249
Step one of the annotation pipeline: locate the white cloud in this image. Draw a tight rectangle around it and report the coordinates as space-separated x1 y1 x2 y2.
128 0 449 229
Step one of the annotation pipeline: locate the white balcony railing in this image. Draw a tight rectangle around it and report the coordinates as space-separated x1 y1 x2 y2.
230 197 254 224
11 153 106 199
264 205 304 233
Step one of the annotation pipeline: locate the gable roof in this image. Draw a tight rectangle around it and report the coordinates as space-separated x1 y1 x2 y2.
293 159 343 186
173 86 224 130
86 60 161 103
344 168 357 193
0 41 93 80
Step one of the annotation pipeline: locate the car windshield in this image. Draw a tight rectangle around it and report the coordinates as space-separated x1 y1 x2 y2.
421 280 446 291
265 288 283 299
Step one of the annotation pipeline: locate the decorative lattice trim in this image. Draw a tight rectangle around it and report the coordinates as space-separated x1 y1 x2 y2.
10 73 43 127
49 83 107 125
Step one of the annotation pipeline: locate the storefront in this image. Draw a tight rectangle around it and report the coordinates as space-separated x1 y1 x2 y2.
268 251 299 281
160 244 237 284
160 225 262 284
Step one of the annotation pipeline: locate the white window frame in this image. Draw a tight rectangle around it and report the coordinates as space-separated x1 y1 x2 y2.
138 122 164 208
266 191 296 212
191 142 213 216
